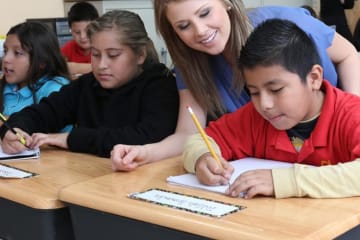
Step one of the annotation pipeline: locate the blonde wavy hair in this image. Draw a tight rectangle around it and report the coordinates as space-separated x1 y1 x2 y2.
153 0 252 117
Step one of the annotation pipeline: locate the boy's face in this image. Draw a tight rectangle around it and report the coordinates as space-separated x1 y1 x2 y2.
70 21 91 52
245 64 324 130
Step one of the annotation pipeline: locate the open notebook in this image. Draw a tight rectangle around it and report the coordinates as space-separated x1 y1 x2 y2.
167 157 293 195
0 146 40 160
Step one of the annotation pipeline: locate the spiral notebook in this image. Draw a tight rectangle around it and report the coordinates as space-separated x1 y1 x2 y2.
167 157 293 195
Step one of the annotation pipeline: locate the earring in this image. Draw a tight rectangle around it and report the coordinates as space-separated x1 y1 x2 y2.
227 5 232 11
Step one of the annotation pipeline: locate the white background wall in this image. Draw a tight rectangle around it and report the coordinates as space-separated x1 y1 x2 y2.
0 0 316 35
0 0 65 35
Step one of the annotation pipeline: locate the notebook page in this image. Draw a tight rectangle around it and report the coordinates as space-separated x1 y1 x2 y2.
167 157 293 195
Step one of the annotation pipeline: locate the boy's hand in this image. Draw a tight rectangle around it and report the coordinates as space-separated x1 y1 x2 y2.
2 128 32 154
195 153 233 186
226 169 274 199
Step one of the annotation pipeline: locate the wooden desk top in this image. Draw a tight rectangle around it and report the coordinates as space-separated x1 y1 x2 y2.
59 156 360 240
0 147 112 209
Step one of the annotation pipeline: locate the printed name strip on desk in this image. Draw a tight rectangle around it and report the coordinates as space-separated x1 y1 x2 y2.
0 163 37 179
128 188 245 217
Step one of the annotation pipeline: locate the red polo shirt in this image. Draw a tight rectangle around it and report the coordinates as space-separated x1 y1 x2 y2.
206 80 360 166
61 40 91 63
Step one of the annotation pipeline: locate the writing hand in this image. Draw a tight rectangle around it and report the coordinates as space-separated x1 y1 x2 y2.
2 128 32 154
195 153 234 186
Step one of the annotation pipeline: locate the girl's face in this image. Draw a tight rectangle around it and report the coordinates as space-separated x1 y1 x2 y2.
90 30 146 89
166 0 231 55
70 21 91 53
245 64 324 130
2 34 30 88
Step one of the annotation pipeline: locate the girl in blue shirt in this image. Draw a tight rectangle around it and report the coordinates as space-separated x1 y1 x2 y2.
111 0 360 171
1 22 70 118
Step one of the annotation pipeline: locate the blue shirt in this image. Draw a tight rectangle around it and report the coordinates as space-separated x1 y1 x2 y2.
176 6 337 112
3 75 69 115
3 75 72 132
247 6 336 85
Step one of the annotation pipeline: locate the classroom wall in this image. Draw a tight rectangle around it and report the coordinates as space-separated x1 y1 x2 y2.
0 0 65 35
0 0 358 39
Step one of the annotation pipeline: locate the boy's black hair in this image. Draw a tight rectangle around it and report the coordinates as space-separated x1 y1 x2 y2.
238 19 321 83
301 5 317 18
67 2 99 27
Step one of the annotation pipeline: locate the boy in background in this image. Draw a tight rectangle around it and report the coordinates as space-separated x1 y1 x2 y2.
61 1 99 79
183 19 360 199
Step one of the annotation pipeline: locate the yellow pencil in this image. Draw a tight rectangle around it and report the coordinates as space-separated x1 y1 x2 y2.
186 106 222 168
0 113 27 146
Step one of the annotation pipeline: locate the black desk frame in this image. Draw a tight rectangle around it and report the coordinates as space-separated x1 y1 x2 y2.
0 197 75 240
68 203 209 240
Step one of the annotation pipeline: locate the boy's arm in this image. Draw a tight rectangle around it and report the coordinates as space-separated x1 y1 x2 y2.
272 159 360 198
67 62 92 79
183 133 221 173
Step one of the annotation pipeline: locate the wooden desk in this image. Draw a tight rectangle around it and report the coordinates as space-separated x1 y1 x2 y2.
0 147 112 240
59 156 360 240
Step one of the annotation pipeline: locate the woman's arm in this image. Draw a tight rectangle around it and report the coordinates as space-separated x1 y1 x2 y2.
111 89 207 171
145 89 207 161
327 33 360 95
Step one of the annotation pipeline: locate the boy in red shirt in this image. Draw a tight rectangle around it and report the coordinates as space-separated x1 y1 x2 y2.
183 19 360 199
61 2 99 79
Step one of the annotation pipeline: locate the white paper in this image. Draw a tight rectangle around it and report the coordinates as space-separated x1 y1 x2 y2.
167 157 293 195
0 146 40 160
0 164 35 178
129 189 241 217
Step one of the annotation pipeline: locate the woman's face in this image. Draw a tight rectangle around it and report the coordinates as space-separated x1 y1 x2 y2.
166 0 231 55
90 30 145 89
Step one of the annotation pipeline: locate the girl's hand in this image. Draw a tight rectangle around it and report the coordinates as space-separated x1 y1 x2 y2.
195 153 233 186
226 169 274 199
2 128 32 154
29 132 69 149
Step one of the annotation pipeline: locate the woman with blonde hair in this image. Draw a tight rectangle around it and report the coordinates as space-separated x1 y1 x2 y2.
111 0 360 171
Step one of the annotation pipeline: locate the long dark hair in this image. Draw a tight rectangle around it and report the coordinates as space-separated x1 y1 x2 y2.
0 21 70 111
